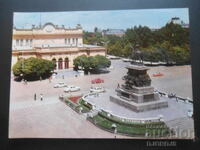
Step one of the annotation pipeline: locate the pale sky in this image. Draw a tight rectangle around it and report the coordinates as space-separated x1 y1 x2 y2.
14 8 189 32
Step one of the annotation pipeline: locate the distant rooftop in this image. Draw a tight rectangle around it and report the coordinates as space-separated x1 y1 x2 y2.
103 29 125 35
168 17 189 28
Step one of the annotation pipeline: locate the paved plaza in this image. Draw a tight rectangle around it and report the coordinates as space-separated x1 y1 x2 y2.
84 90 193 122
9 60 194 138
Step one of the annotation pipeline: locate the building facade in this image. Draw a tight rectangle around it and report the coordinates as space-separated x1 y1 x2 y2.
12 23 106 70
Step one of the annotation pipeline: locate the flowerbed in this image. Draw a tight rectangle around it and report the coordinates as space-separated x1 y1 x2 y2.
68 96 82 104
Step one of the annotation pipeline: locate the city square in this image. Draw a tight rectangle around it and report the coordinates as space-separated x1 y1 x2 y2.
9 8 193 139
9 59 194 138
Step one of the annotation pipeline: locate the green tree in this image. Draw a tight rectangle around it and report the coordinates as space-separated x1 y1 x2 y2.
73 55 111 73
125 26 153 48
94 55 111 68
159 22 189 46
12 57 54 81
171 46 190 64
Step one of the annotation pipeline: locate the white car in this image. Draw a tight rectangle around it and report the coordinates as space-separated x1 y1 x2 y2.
122 58 132 62
54 82 67 88
90 87 105 93
64 85 80 92
187 110 193 118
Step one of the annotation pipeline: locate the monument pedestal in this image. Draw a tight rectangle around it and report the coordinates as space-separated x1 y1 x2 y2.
110 65 168 112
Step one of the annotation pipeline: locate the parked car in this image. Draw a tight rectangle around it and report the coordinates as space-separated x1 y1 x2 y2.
64 85 80 92
90 87 105 93
54 82 67 88
91 78 104 84
106 55 120 60
122 58 132 62
187 110 193 118
152 72 164 77
52 71 58 75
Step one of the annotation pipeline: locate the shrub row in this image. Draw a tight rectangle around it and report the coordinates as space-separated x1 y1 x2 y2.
88 114 171 137
98 111 166 128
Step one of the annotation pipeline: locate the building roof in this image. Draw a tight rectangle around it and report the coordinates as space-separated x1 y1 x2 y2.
14 22 82 31
103 29 125 35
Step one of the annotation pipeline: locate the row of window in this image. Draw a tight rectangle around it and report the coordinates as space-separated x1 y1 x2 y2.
15 38 79 47
65 38 78 45
16 39 33 47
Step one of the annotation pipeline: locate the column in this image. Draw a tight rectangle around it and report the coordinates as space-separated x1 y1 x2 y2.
63 60 65 70
56 61 59 70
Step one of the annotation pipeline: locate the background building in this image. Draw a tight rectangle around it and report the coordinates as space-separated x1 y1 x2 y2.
12 23 106 70
102 29 125 37
169 17 189 28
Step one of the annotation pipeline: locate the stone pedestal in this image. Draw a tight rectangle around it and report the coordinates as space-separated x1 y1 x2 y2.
110 65 168 112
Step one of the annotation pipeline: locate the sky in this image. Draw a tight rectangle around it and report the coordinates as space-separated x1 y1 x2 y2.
14 8 189 32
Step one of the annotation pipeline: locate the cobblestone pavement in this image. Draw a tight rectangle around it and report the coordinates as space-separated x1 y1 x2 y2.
9 60 193 138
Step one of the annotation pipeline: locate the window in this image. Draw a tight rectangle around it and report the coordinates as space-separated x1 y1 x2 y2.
26 39 29 46
68 38 70 44
65 38 67 45
16 39 19 46
30 39 32 46
20 39 23 46
76 38 78 45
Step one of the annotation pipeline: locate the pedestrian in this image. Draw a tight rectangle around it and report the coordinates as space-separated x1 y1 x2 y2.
25 80 27 85
40 94 43 101
40 76 42 81
23 79 25 85
34 93 37 101
49 77 51 83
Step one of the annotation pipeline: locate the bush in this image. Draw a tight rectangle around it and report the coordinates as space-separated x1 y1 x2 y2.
90 114 170 137
12 57 54 81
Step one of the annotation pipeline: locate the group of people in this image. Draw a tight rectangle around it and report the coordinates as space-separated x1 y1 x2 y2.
34 93 44 101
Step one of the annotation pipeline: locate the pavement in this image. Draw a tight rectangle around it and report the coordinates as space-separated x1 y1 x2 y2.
84 90 193 122
9 59 194 138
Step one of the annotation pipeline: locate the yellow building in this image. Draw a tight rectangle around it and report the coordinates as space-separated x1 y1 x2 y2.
12 23 106 70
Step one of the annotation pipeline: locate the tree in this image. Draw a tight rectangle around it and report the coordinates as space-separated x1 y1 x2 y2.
107 40 124 56
125 26 153 48
73 55 89 70
94 55 111 68
171 46 190 64
159 22 188 46
82 20 190 65
73 55 111 73
12 57 54 81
